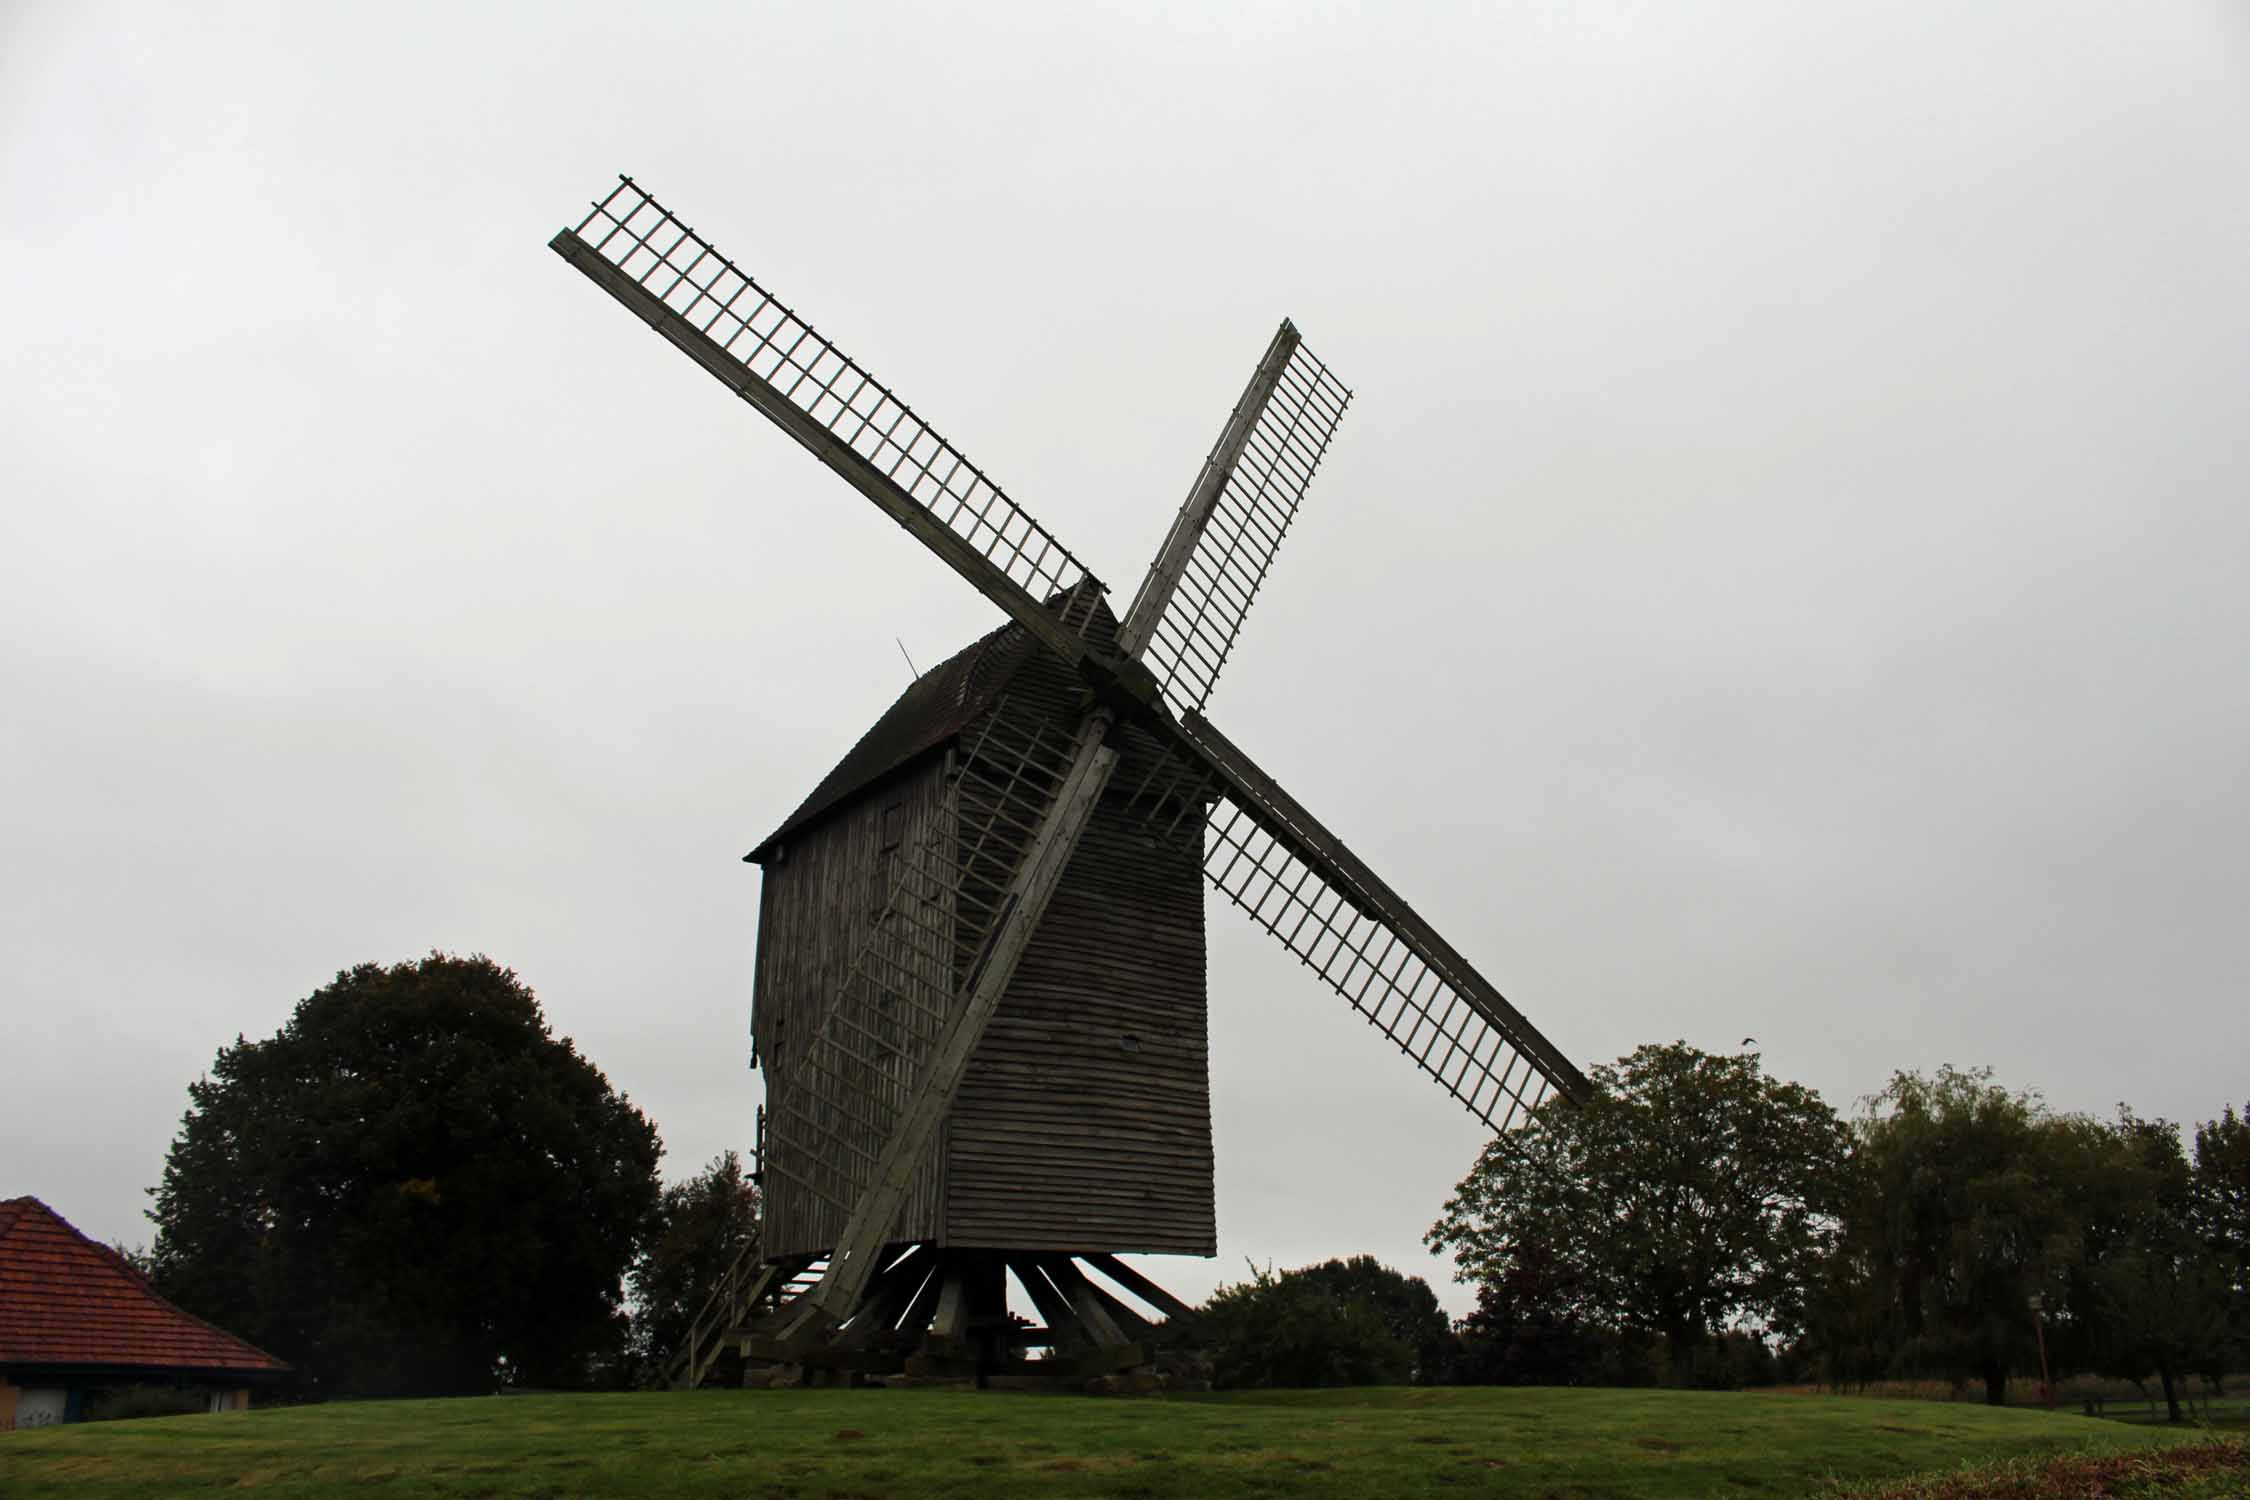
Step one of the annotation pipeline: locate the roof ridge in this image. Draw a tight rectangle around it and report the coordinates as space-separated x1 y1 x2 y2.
742 593 1122 863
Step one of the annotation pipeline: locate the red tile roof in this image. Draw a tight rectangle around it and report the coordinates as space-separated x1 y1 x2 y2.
0 1197 288 1374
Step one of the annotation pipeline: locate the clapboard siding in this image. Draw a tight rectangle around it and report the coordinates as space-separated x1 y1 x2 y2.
944 792 1214 1255
753 757 953 1261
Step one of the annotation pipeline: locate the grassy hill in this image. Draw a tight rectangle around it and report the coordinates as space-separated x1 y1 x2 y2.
0 1385 2219 1499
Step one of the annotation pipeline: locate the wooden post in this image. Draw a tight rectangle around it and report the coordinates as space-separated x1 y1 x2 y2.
1118 321 1300 660
1179 711 1590 1102
551 229 1094 673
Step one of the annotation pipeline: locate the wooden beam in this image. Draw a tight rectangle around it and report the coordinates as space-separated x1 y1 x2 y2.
1003 1258 1079 1342
552 229 1092 673
1035 1256 1129 1347
1178 711 1590 1102
930 1265 970 1342
1077 1275 1157 1343
836 1246 934 1347
1080 1253 1201 1325
895 1259 945 1335
1117 321 1300 662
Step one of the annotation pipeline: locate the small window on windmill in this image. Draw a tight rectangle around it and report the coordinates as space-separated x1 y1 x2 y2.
880 801 904 852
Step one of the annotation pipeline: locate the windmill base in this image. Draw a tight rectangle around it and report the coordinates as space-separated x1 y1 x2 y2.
734 1245 1206 1392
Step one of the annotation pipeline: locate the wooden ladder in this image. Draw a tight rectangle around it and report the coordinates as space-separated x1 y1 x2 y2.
660 1250 827 1390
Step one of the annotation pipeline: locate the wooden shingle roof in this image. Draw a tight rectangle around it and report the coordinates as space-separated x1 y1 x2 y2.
0 1197 288 1376
746 595 1120 864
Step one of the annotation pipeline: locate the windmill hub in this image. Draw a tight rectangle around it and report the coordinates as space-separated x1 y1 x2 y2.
553 176 1587 1389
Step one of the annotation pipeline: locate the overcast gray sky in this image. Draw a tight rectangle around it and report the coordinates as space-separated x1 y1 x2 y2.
5 1 2246 1317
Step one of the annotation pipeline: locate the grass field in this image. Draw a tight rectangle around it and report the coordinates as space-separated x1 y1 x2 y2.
0 1386 2222 1499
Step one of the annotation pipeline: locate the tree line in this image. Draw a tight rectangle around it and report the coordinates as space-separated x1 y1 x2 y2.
143 960 2245 1412
1420 1043 2247 1417
1202 1047 2244 1418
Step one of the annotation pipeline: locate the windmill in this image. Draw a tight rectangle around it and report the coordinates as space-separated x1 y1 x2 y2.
551 177 1590 1386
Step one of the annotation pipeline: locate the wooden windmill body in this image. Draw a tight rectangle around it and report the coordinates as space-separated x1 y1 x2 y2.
747 603 1216 1264
551 176 1591 1384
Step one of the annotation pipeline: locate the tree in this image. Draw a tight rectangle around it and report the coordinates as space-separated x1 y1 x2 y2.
627 1150 761 1383
2192 1104 2250 1378
1199 1261 1416 1390
2193 1106 2250 1301
149 954 662 1397
107 1241 156 1278
1451 1239 1611 1386
1839 1067 2105 1405
2069 1111 2233 1422
1285 1256 1454 1382
1427 1042 1848 1382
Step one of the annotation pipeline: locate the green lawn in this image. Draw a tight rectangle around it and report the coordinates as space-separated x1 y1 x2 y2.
0 1386 2217 1499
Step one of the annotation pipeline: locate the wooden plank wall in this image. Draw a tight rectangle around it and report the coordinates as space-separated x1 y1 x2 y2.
753 757 955 1260
943 795 1213 1253
943 630 1215 1255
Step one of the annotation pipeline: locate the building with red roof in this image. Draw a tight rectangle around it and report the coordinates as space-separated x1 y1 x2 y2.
1 1196 288 1429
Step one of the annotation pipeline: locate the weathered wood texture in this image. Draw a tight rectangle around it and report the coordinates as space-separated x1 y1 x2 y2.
753 756 954 1260
944 793 1211 1253
750 606 1215 1260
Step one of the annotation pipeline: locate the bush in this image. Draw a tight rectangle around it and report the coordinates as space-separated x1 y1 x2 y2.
1284 1255 1455 1382
1201 1263 1414 1390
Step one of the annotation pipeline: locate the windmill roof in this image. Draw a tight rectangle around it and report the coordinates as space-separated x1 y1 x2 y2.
746 596 1114 864
745 619 1034 863
0 1197 289 1376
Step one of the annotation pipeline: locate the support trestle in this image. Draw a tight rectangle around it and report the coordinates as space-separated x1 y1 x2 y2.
726 1246 1205 1391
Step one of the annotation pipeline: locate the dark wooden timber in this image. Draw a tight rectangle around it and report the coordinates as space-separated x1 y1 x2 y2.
1118 320 1300 658
551 228 1100 678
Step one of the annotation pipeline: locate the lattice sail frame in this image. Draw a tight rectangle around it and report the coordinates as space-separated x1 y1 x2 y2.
1138 339 1353 715
761 695 1093 1235
1122 734 1558 1134
567 177 1103 635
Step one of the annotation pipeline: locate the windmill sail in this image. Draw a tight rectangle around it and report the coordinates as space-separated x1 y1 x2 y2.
1121 324 1352 714
1126 712 1587 1131
551 177 1105 660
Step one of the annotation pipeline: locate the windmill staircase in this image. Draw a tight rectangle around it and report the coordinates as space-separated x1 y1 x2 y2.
658 1247 827 1391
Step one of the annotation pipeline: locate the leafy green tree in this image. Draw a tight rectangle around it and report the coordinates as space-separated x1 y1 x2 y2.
1428 1042 1848 1382
1841 1067 2106 1405
1285 1256 1454 1382
1451 1238 1612 1386
149 954 662 1397
1799 1203 1902 1393
2192 1104 2250 1373
627 1150 760 1382
1200 1261 1415 1390
2194 1106 2250 1287
2068 1111 2232 1422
